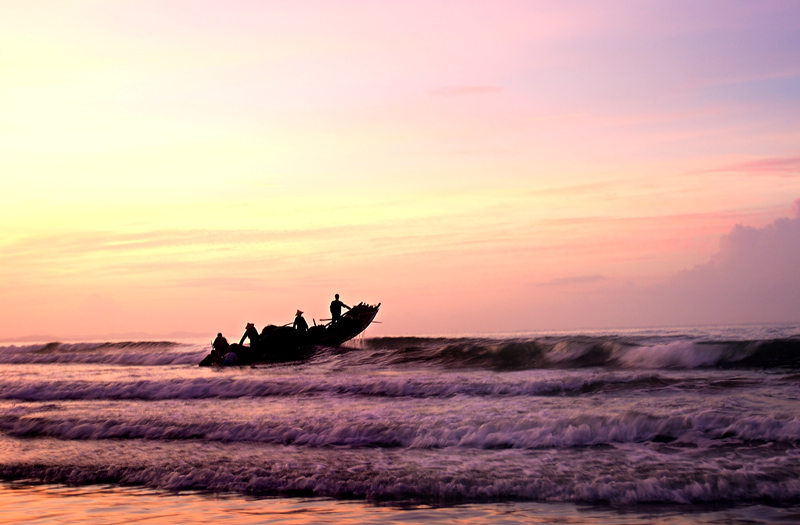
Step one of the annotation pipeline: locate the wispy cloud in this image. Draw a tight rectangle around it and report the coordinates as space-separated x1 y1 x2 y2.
0 226 369 259
700 155 800 176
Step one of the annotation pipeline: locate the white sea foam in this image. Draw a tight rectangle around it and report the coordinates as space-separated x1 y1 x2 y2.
0 372 676 402
3 446 800 504
616 341 726 368
4 405 798 448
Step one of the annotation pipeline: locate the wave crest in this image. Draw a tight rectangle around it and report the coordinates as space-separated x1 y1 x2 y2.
0 341 203 366
362 336 800 370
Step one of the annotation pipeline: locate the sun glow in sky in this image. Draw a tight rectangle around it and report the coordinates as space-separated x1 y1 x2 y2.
2 1 800 340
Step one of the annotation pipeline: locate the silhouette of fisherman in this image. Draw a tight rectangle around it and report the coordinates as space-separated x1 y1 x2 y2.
239 322 261 352
293 310 309 333
329 294 350 324
212 332 229 361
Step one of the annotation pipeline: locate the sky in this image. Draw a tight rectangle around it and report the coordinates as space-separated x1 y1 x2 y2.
1 1 799 341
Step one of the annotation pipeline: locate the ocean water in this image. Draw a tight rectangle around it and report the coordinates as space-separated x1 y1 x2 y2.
1 324 800 523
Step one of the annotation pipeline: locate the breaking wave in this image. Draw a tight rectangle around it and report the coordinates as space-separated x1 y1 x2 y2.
1 446 799 505
3 408 799 448
0 372 683 401
0 341 204 366
2 335 799 370
2 326 800 507
359 336 800 370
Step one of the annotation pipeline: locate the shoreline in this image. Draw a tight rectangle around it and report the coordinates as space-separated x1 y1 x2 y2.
2 482 800 525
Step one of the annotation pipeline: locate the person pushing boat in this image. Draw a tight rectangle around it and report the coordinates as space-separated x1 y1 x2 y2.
211 332 229 360
239 323 260 349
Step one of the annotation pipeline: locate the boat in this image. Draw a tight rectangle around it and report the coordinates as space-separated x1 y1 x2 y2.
199 302 380 366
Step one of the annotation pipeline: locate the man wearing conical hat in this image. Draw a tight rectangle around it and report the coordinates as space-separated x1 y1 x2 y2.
293 310 309 333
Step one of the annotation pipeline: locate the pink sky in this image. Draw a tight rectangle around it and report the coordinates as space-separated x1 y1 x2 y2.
1 1 799 340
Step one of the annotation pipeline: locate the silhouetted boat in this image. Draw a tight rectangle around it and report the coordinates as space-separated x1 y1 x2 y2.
199 302 380 366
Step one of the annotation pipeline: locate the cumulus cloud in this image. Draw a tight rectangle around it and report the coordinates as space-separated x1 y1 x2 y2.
538 200 800 329
615 199 800 327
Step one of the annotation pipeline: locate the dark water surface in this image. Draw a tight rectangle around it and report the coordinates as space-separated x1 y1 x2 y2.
1 324 799 522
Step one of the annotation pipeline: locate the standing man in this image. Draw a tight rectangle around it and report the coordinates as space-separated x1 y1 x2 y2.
329 294 350 324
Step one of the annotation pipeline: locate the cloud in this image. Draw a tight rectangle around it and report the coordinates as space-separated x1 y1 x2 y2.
626 199 800 325
0 226 370 261
532 199 800 329
702 155 800 176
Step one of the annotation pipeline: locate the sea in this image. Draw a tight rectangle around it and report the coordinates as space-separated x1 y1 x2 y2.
2 323 800 524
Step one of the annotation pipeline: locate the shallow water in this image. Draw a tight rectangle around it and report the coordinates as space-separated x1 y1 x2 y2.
4 484 800 524
1 325 800 519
